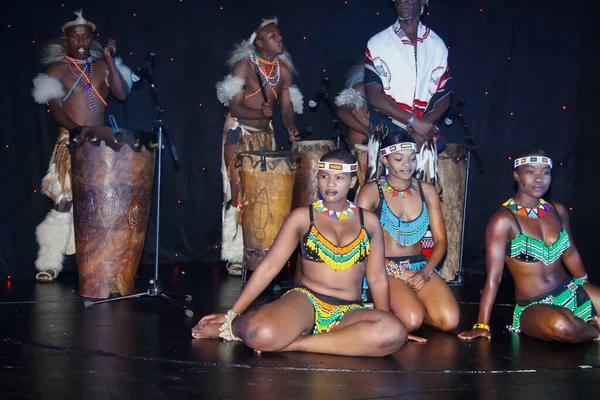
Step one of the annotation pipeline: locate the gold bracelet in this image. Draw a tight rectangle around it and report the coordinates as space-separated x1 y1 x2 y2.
473 323 490 332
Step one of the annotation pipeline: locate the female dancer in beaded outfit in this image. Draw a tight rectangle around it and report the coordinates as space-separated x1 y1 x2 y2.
192 150 412 356
357 127 459 333
459 149 600 343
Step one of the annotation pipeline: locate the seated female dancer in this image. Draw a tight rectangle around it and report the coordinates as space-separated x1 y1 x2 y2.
191 149 409 356
459 149 600 343
357 128 460 333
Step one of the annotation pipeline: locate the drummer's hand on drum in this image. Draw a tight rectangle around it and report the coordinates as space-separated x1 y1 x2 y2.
287 126 300 142
81 126 116 142
262 103 274 119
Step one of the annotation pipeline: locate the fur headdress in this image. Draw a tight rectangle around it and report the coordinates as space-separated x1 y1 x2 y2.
226 17 297 74
62 9 96 33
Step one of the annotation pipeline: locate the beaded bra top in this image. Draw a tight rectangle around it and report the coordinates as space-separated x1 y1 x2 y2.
374 180 429 246
301 205 371 271
503 200 571 264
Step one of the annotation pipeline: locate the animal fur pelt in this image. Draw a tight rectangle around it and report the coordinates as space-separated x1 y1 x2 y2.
216 75 245 106
335 87 364 109
32 74 65 104
35 208 75 273
289 85 304 114
40 40 104 65
221 205 244 263
115 57 133 92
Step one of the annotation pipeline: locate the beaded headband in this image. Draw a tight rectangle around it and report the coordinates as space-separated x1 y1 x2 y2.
380 142 418 157
514 156 553 169
318 161 358 173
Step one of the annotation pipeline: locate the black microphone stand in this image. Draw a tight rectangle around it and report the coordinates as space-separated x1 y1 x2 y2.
84 55 193 316
310 77 349 150
322 94 349 151
447 99 484 285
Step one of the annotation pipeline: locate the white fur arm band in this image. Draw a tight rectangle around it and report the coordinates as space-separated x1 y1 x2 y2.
115 57 133 92
219 310 243 341
289 85 304 115
335 87 364 109
216 74 245 106
32 74 65 104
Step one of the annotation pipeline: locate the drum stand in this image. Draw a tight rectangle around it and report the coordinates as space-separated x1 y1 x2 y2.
84 57 193 317
446 100 484 285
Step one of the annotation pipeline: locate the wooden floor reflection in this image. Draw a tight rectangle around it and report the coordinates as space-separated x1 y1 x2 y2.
0 263 598 399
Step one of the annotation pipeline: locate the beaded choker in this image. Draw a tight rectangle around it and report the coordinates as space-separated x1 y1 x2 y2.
503 198 551 219
380 177 418 198
313 200 358 221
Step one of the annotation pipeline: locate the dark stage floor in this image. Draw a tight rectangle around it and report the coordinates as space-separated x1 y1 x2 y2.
1 263 599 399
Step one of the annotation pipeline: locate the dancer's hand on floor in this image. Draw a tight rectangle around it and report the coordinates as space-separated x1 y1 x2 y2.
458 328 492 341
197 313 226 327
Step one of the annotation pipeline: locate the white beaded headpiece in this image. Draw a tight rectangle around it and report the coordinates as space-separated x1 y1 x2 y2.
380 142 418 157
514 156 553 169
318 161 358 173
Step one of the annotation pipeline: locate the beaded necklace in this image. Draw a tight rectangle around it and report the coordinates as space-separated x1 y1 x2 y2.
380 176 418 198
503 198 551 219
313 200 358 221
64 56 107 110
251 52 280 88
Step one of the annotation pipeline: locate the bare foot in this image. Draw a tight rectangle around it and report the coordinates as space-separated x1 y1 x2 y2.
191 320 222 339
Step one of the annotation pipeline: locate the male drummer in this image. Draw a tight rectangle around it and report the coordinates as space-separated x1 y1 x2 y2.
215 17 303 276
31 10 133 282
335 64 370 189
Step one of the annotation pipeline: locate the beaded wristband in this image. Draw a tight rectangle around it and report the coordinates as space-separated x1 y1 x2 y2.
219 310 243 342
473 323 490 332
574 274 588 285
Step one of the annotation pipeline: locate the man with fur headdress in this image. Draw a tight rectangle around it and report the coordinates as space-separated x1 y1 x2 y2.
216 17 303 276
31 10 133 282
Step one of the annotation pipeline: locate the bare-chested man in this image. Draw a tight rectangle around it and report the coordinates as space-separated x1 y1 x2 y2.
32 10 132 282
216 17 303 276
335 64 371 189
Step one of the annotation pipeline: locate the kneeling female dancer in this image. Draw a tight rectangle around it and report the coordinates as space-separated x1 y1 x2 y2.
357 127 459 333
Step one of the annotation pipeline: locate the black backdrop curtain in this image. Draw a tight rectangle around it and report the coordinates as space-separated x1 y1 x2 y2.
0 0 589 280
